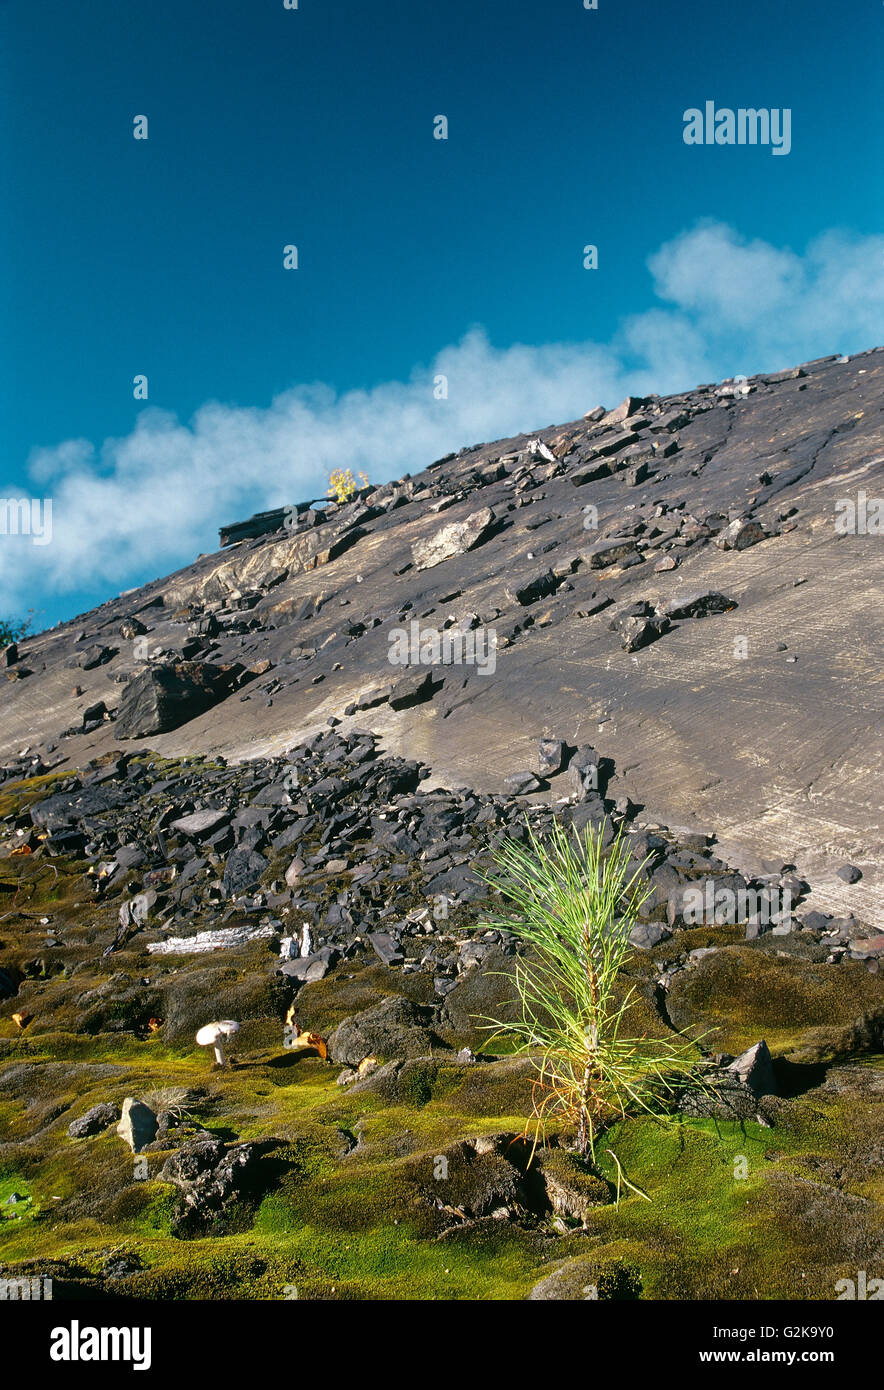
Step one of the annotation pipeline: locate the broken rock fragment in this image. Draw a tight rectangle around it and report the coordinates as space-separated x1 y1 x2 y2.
114 661 246 739
411 507 496 571
715 517 767 551
661 591 737 620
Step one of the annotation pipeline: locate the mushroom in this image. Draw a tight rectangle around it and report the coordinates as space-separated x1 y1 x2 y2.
195 1019 239 1069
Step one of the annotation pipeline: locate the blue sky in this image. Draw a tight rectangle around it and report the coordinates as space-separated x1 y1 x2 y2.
1 0 882 629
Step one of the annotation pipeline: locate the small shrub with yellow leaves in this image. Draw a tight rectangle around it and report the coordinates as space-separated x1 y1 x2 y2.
327 469 369 504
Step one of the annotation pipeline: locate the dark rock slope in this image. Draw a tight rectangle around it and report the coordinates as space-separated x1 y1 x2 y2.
3 350 882 926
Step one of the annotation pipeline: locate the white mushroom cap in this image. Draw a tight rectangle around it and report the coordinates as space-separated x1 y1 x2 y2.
195 1020 240 1046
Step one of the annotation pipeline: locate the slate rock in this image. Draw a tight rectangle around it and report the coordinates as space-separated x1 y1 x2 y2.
388 669 442 710
728 1039 777 1098
114 661 244 739
279 947 339 983
567 745 601 798
118 889 157 928
570 459 612 487
68 1102 121 1138
284 856 305 888
506 569 558 606
583 538 639 569
504 770 543 795
411 507 496 571
368 932 405 967
837 864 862 884
170 808 231 838
78 644 117 670
629 922 670 950
600 396 646 427
614 613 669 652
715 517 767 551
538 738 566 776
661 591 737 620
222 847 268 897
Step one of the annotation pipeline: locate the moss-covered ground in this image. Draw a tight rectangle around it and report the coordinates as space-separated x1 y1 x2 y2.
1 775 882 1300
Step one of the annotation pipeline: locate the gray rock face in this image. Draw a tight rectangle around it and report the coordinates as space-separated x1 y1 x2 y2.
116 1097 158 1152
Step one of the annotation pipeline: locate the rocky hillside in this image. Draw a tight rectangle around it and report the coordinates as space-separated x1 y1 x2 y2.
3 348 882 923
0 350 882 1300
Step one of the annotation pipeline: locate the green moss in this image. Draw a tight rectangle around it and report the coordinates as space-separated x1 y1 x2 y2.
3 851 883 1300
666 947 884 1059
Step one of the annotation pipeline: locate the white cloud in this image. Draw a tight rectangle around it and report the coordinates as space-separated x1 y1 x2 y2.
2 220 883 619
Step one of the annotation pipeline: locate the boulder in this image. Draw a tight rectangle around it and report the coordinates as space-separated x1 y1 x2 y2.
114 661 245 739
327 996 444 1066
116 1097 158 1152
